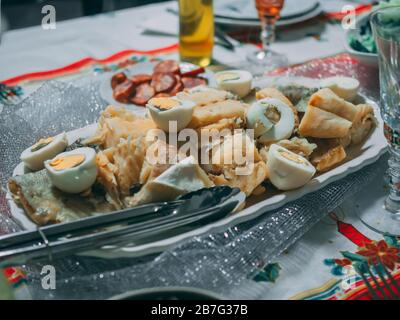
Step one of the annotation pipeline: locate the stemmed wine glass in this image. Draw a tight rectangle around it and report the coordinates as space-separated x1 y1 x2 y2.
360 6 400 236
247 0 288 71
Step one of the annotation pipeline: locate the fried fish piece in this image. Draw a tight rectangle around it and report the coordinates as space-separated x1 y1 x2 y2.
203 132 268 196
83 105 156 149
309 139 347 172
188 100 248 129
8 170 115 226
177 87 233 106
209 161 268 197
276 137 317 158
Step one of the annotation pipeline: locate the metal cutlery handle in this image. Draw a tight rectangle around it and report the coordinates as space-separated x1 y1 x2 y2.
0 200 238 266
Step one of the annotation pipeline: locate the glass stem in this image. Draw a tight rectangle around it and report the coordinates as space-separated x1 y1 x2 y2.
385 148 400 214
260 17 276 54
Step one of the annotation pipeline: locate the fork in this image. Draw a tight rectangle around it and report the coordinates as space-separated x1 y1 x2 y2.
359 262 400 300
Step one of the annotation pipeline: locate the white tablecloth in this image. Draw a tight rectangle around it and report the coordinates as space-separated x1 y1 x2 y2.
0 1 349 81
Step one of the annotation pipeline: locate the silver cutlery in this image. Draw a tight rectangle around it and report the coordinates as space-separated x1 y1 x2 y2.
0 187 241 265
359 262 400 300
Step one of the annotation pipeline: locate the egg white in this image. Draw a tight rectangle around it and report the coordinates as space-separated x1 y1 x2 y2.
247 98 295 144
320 76 360 102
216 70 253 98
44 147 97 194
267 144 316 191
20 132 68 171
147 98 195 132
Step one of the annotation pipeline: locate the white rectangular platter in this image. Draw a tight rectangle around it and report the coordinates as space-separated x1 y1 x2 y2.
7 96 387 259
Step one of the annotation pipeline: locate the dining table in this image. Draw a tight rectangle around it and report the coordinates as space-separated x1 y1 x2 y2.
0 0 398 300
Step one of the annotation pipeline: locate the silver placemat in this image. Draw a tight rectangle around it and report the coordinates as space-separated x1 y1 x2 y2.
0 76 382 299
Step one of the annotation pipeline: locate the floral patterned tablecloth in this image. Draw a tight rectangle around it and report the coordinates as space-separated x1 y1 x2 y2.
241 155 399 300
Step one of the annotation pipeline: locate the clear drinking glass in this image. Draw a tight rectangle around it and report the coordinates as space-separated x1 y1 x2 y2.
247 0 288 70
363 6 400 235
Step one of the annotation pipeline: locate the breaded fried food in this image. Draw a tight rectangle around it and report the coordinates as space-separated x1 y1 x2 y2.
188 100 248 129
83 105 156 149
8 170 115 225
203 132 268 196
177 87 233 106
309 139 347 172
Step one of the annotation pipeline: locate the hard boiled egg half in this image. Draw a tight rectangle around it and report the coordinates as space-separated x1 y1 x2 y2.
44 147 97 194
215 70 253 98
267 144 316 191
20 133 68 171
246 98 295 144
320 76 360 102
147 97 195 132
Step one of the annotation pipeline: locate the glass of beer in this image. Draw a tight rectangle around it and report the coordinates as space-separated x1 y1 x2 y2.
179 0 214 67
247 0 288 70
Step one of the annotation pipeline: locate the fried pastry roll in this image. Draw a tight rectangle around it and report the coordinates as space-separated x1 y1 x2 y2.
350 104 377 145
299 105 352 139
309 88 357 122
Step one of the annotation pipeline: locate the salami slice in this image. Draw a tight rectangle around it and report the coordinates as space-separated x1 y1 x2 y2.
130 74 152 86
113 80 135 103
111 72 127 89
151 73 176 93
169 75 184 96
181 77 207 89
131 83 155 106
153 60 180 75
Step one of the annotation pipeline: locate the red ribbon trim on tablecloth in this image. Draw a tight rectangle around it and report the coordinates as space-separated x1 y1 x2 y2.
336 220 372 247
1 43 179 86
324 4 373 20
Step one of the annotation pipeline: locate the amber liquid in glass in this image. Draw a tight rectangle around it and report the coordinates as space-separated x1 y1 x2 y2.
179 0 214 67
255 0 284 20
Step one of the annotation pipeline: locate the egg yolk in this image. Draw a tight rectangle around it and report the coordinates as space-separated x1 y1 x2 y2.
150 97 180 110
31 137 54 152
217 72 240 83
49 154 85 171
279 149 305 164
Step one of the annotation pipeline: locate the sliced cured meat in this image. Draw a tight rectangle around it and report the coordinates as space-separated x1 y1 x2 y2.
130 74 152 86
113 80 135 103
153 60 180 75
111 72 127 89
169 75 184 96
151 73 176 93
131 83 155 106
181 77 207 89
181 67 205 78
